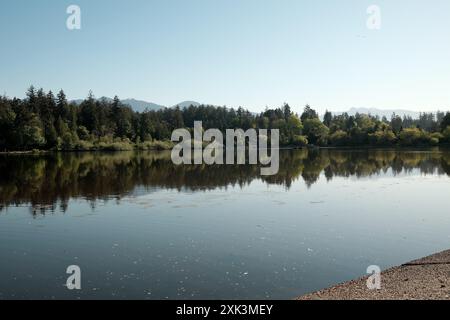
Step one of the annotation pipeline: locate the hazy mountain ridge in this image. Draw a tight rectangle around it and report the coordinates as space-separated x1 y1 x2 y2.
71 97 203 112
173 101 202 108
333 108 426 119
122 99 165 112
71 98 442 119
71 97 166 112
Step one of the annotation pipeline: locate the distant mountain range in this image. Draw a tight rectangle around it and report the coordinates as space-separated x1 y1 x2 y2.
71 98 438 119
121 99 165 112
332 108 424 119
71 97 167 112
173 101 202 108
71 97 202 113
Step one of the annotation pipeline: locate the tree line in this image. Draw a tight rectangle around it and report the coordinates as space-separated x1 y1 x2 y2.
1 87 449 151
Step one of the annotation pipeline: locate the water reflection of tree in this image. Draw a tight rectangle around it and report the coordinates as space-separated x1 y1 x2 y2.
0 149 449 214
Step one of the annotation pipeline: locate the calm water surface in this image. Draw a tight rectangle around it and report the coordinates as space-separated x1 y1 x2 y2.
0 149 449 299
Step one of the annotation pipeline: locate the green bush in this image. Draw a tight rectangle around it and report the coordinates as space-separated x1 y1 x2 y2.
291 135 308 147
61 132 76 150
75 140 95 151
77 126 90 141
443 126 450 143
329 130 349 146
368 130 396 146
303 118 329 146
22 124 45 149
398 128 432 146
97 141 134 151
429 137 439 146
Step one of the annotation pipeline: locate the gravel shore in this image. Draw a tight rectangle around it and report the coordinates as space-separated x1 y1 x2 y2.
298 250 450 300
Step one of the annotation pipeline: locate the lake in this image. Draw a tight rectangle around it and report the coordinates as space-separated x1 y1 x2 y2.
0 148 449 299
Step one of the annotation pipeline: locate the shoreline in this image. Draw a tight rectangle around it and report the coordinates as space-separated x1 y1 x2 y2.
297 249 450 300
1 145 448 155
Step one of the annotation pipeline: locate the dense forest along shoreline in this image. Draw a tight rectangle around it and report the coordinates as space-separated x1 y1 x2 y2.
1 87 449 152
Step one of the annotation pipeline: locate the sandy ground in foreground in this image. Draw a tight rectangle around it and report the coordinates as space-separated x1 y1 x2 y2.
298 250 450 300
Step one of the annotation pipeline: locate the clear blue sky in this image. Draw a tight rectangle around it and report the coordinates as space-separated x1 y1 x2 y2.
1 0 449 113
